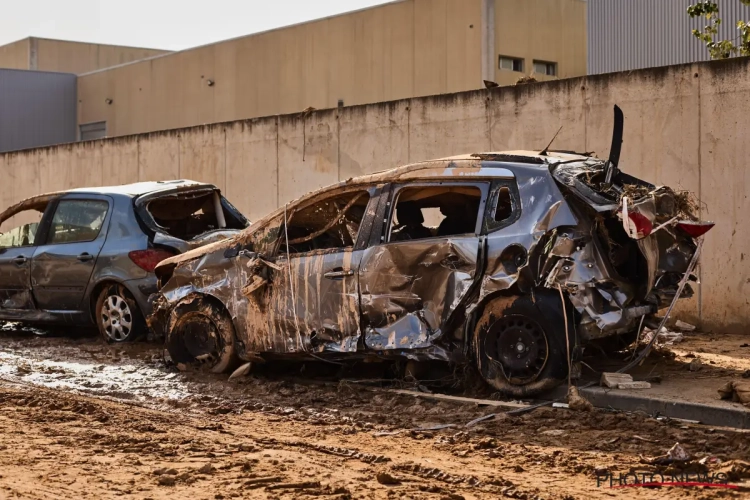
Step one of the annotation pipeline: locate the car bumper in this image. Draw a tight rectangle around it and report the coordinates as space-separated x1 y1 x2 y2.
121 275 159 318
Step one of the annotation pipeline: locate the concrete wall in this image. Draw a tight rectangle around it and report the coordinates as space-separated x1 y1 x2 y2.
0 37 169 74
76 0 587 138
2 57 748 332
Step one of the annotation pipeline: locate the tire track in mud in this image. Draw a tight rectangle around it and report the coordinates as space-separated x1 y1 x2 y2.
0 381 541 499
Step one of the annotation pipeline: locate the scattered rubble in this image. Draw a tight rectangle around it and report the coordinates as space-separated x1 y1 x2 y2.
718 380 750 407
642 327 684 346
675 320 696 331
567 386 593 411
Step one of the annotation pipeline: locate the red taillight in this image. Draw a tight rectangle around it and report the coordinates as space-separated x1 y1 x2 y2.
128 249 176 272
676 221 715 238
628 211 653 238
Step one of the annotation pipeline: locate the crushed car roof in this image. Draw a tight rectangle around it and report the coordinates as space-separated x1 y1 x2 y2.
156 150 600 270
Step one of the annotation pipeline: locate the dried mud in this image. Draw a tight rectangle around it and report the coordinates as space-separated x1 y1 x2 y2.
0 324 749 499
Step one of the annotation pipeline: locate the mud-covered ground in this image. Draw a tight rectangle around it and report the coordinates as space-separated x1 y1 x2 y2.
0 324 749 499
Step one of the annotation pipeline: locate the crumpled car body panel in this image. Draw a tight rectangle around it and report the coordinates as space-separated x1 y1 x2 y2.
151 151 709 362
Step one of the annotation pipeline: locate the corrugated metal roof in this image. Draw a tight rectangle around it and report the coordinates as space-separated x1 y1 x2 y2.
588 0 750 74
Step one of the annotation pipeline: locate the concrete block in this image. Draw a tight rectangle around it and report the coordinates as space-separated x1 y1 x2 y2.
617 381 652 390
600 372 633 388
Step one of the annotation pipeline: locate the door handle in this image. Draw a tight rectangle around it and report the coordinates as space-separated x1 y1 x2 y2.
12 256 27 265
323 269 354 280
77 253 94 262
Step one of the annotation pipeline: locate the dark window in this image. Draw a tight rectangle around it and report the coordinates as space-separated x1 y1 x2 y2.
48 200 109 244
79 121 107 141
284 190 371 254
388 186 482 242
146 191 246 240
533 60 557 76
485 181 520 233
499 56 524 72
494 186 514 222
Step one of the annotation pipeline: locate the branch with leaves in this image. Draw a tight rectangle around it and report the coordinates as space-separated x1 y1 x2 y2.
687 0 750 58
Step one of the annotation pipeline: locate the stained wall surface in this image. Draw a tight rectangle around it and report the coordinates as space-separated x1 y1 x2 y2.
2 57 749 332
76 0 587 137
0 37 169 74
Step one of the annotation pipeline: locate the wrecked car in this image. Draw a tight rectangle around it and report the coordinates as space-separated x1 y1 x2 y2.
151 107 713 396
0 180 248 342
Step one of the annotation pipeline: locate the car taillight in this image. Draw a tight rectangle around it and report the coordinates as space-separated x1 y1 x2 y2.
676 221 715 238
128 249 176 272
627 211 653 238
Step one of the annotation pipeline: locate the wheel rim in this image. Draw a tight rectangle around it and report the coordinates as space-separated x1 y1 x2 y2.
172 313 222 369
484 315 549 384
101 295 134 341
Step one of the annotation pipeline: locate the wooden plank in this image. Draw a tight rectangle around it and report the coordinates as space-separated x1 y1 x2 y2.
383 388 528 410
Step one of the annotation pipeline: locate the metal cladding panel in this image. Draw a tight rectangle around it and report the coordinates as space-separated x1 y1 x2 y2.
0 69 77 153
588 0 750 74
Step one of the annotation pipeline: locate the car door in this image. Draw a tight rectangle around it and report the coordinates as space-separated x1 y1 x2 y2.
30 196 112 312
0 203 53 316
358 181 489 352
265 185 380 354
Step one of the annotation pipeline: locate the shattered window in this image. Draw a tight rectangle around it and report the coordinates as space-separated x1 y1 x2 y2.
0 207 46 248
494 186 514 222
388 186 482 242
145 191 246 240
284 190 371 254
48 200 109 244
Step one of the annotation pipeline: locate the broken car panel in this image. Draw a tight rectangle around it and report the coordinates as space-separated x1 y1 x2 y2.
152 107 712 396
0 180 248 342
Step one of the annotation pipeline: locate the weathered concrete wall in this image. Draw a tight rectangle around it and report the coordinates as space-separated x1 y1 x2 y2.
2 57 749 332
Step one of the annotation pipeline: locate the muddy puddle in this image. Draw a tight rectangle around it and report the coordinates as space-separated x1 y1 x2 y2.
0 323 405 430
0 322 253 411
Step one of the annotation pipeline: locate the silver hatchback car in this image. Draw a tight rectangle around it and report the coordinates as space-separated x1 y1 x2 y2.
0 180 248 342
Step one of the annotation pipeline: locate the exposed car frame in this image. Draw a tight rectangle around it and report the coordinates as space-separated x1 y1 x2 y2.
151 109 711 396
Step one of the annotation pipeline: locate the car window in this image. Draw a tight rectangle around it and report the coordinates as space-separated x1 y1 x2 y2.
284 190 371 254
485 181 521 232
387 185 482 242
0 207 47 248
48 200 109 244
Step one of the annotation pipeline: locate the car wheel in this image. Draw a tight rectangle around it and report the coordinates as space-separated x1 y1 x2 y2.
165 296 239 373
473 292 572 398
96 284 147 343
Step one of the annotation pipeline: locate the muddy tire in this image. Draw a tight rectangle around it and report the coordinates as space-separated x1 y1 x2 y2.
96 284 147 343
473 292 573 398
165 296 239 374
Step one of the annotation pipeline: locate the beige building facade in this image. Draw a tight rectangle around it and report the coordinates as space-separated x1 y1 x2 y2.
74 0 586 138
0 37 169 74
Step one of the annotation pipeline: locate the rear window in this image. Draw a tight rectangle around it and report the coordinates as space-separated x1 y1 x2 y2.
142 190 246 240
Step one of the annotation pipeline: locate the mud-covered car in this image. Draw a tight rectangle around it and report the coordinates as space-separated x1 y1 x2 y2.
0 180 248 342
151 109 712 395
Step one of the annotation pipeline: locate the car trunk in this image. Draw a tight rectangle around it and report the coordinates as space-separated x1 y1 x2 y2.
550 160 712 336
134 186 249 254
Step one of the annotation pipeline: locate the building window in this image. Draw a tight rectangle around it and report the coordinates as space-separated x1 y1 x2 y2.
533 60 557 76
79 121 106 141
498 56 524 72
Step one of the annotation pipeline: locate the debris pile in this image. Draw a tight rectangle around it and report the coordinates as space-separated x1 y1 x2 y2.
718 380 750 407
